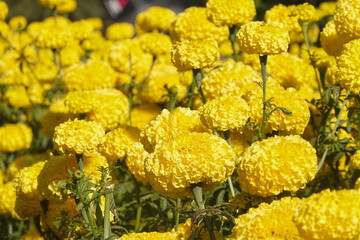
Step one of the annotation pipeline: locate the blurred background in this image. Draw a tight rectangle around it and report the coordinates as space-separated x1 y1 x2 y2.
3 0 337 28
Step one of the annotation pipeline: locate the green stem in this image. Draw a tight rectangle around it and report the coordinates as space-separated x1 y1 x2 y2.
229 26 239 61
186 79 196 108
75 154 84 172
193 69 207 104
175 198 181 232
316 90 351 175
259 55 268 140
104 185 113 239
168 86 178 112
134 178 142 232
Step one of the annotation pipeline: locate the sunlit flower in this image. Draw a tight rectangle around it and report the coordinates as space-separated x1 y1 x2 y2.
135 6 176 34
334 0 360 40
0 123 33 152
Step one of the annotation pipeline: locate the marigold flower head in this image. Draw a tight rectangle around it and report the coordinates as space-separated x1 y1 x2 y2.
65 90 102 114
106 22 134 40
140 107 211 152
336 39 360 94
126 142 149 183
237 21 290 55
135 6 176 34
59 40 83 67
228 197 302 240
37 0 76 12
206 0 256 26
198 95 250 131
86 17 103 30
13 161 46 219
118 231 179 240
238 135 317 197
265 4 300 33
139 63 187 103
0 1 8 20
33 23 72 49
130 103 161 129
139 32 172 56
320 20 351 57
294 189 360 240
202 59 261 100
170 7 229 44
6 154 46 181
290 3 316 24
171 39 219 71
38 153 108 202
245 84 310 135
4 85 31 109
85 89 130 131
0 123 33 152
99 126 140 165
315 2 337 21
9 16 27 30
0 182 21 219
334 0 360 40
62 60 117 91
53 119 105 154
145 132 236 198
70 20 94 40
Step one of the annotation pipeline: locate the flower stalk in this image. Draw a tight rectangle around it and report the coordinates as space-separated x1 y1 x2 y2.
259 54 268 140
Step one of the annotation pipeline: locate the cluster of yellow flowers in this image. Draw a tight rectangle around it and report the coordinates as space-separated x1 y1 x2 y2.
1 0 360 239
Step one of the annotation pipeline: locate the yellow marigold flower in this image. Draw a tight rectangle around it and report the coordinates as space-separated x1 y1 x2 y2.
44 199 80 238
81 31 107 52
315 2 337 21
0 169 4 184
59 40 83 67
334 0 360 40
145 132 236 198
9 16 27 30
65 90 102 114
135 6 176 33
38 153 108 202
0 123 33 152
6 154 46 181
246 84 310 135
34 24 72 49
351 150 360 169
198 95 250 131
106 22 134 40
228 197 302 240
140 63 187 103
336 39 360 94
265 4 300 32
320 20 351 57
13 161 46 201
267 53 317 89
126 142 149 183
130 103 161 129
171 39 219 71
140 107 211 152
86 17 103 30
237 21 290 55
294 189 360 240
55 0 76 13
85 89 130 131
290 3 316 24
0 181 21 219
139 32 172 56
218 40 234 57
118 231 179 240
108 40 153 80
62 60 117 91
0 1 8 20
70 19 94 40
238 135 317 197
37 0 75 12
170 7 229 44
202 59 261 100
206 0 255 26
53 119 105 154
98 126 140 165
4 85 31 109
